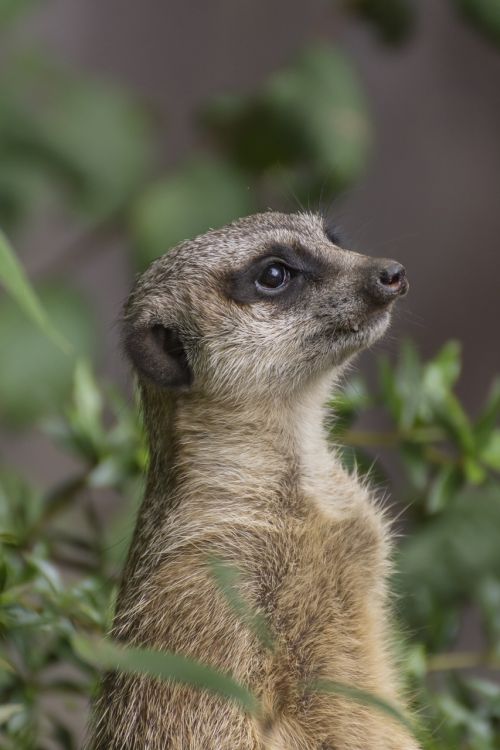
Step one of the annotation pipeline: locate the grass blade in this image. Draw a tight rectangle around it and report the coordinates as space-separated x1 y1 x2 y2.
73 635 259 715
0 229 70 354
310 679 419 737
209 558 275 652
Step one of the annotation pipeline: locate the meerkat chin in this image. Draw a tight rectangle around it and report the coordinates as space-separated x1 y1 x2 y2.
88 211 417 750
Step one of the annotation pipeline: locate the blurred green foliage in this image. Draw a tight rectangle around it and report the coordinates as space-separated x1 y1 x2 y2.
0 285 93 426
1 0 500 748
0 59 151 230
201 46 370 197
454 0 500 47
1 341 499 748
132 157 256 269
344 0 415 44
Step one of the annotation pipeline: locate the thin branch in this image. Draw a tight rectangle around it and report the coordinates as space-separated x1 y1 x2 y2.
427 651 500 672
340 427 446 447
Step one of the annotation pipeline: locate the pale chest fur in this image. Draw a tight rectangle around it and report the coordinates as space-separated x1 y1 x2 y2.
117 385 390 646
97 409 413 750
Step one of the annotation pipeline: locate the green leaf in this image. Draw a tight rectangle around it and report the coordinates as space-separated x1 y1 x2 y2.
404 643 427 681
0 471 40 543
419 343 474 453
73 360 103 427
421 341 461 404
0 229 70 353
481 429 500 471
377 342 425 429
131 157 255 268
434 393 475 454
64 360 105 459
466 677 500 712
397 487 500 643
436 692 493 741
73 636 259 715
426 465 463 513
463 456 487 485
0 284 95 426
0 704 23 726
475 378 500 450
400 443 428 491
25 554 62 593
395 340 423 429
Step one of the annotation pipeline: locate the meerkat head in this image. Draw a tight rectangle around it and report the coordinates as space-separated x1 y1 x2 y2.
124 212 408 405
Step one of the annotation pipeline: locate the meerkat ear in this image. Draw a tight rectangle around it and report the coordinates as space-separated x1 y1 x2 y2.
124 323 193 390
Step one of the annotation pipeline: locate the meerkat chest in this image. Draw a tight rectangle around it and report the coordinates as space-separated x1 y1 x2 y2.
298 443 370 521
258 501 389 709
292 401 369 519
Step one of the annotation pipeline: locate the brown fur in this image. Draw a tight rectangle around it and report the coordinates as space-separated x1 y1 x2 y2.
88 212 419 749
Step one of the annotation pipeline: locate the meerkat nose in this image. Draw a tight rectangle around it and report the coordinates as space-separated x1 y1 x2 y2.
367 260 408 304
379 261 406 290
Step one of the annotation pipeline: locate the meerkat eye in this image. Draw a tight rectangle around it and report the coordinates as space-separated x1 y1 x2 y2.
256 262 291 292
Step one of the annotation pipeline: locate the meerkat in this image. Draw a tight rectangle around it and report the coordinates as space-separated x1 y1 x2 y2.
88 211 419 750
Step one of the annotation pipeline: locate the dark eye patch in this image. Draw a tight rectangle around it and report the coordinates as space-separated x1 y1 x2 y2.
224 244 327 306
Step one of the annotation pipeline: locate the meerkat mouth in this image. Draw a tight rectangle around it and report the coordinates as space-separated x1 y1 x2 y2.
338 308 390 337
310 309 391 360
334 310 391 353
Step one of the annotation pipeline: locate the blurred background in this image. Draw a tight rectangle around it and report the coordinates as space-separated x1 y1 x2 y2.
0 1 500 748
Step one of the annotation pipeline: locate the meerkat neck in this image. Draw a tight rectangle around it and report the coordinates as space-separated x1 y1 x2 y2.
170 395 300 507
140 372 342 515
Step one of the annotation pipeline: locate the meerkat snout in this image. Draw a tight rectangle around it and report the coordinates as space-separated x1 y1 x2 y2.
123 211 408 400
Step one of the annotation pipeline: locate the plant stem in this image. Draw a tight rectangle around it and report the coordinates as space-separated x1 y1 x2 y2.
427 651 500 672
341 427 447 447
